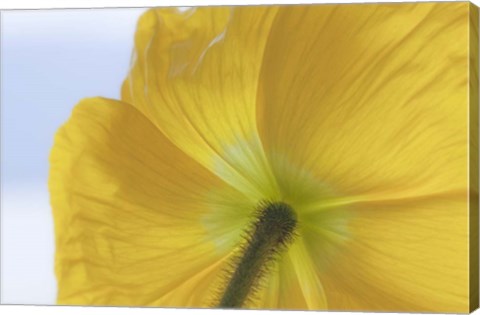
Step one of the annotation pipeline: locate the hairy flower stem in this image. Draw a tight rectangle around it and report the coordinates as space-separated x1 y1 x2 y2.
218 202 297 308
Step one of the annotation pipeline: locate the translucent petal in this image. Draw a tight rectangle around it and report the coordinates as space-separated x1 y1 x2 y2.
49 98 242 306
122 7 280 200
309 194 469 312
258 2 470 200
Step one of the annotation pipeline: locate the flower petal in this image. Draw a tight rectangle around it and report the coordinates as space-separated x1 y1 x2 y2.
122 7 280 200
306 194 469 312
258 2 470 199
49 97 241 307
284 239 328 310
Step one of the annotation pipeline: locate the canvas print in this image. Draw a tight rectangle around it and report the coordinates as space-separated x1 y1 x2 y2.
1 1 479 313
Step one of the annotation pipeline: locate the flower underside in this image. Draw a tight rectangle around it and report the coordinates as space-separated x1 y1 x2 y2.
49 2 474 312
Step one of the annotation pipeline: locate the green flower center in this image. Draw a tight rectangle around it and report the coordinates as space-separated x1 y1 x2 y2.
204 137 352 306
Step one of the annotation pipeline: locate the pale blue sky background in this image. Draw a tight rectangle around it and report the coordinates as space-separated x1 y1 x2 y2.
1 8 146 304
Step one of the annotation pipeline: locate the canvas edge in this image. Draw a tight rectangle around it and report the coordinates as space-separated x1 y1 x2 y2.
469 1 480 314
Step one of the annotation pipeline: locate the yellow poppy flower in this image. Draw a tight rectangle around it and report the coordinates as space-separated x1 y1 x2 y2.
49 2 478 312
